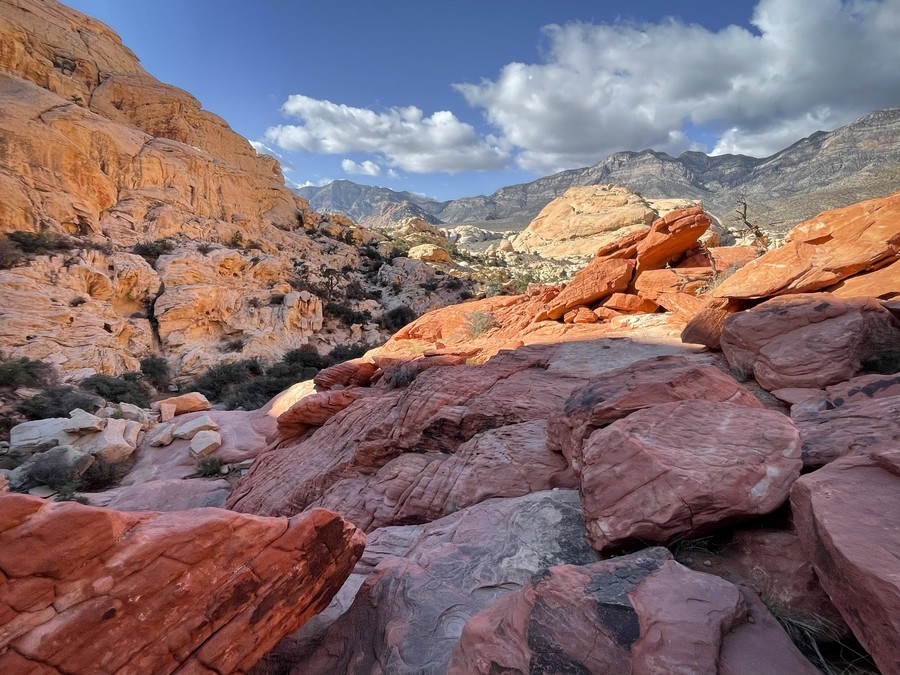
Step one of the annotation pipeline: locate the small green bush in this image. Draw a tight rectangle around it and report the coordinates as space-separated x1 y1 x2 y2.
197 457 223 477
189 359 263 402
139 355 170 389
17 386 100 420
132 239 174 264
7 230 71 254
80 374 149 407
380 305 417 332
327 343 368 364
324 302 372 326
283 345 325 369
0 357 54 389
466 311 497 338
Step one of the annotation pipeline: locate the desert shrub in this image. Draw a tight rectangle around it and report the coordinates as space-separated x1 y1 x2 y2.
386 367 416 390
419 280 439 293
283 345 325 370
7 230 71 254
220 338 245 353
269 293 285 305
80 457 130 491
380 305 417 332
248 297 264 308
55 486 89 504
360 246 382 260
443 277 463 291
228 231 244 248
458 290 474 300
324 302 371 326
132 239 174 264
466 311 497 338
345 280 367 300
197 457 223 477
0 357 54 389
80 374 149 407
327 343 369 364
69 296 87 307
196 242 213 255
189 359 263 402
17 386 100 420
139 355 170 389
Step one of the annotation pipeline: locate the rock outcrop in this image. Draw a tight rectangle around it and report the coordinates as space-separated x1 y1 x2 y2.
0 494 364 673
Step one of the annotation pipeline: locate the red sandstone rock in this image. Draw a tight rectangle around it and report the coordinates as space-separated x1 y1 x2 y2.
601 292 659 313
0 494 364 673
720 293 900 390
793 395 900 468
562 306 599 323
792 451 900 673
678 245 759 270
680 297 745 349
277 387 375 442
633 267 712 300
828 256 900 299
713 192 900 299
309 420 577 532
550 356 763 474
312 358 379 390
593 306 623 321
449 548 816 674
540 258 634 321
824 372 900 406
290 490 599 674
655 291 706 320
580 401 801 551
634 206 711 273
85 478 230 511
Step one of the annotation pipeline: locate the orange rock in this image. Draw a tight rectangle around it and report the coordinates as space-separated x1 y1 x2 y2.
680 298 745 350
277 387 376 442
540 258 634 320
714 192 900 299
828 256 900 299
563 306 599 324
678 246 759 270
601 292 659 314
313 358 380 390
655 292 706 320
0 494 364 673
633 267 712 300
592 306 622 321
635 207 711 273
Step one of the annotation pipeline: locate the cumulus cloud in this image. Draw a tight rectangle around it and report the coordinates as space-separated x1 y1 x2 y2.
341 159 383 176
265 95 509 173
455 0 900 171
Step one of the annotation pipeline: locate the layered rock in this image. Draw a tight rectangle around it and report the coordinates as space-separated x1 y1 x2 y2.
580 401 801 551
0 494 364 673
792 451 900 673
449 548 817 674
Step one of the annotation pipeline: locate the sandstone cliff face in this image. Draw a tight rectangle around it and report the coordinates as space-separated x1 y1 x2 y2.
0 0 454 378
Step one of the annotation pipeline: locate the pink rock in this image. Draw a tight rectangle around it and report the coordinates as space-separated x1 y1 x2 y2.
312 358 379 390
828 256 900 300
792 451 900 673
720 293 900 390
601 292 660 314
310 420 577 532
562 305 600 323
288 490 599 675
449 548 816 674
276 387 375 442
824 372 900 406
85 478 230 511
793 395 900 468
0 494 364 674
580 401 801 551
550 355 763 474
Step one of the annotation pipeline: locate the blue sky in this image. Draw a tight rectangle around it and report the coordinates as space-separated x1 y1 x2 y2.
65 1 900 201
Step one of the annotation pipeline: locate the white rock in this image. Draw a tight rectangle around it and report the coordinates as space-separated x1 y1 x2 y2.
28 485 58 499
9 419 77 458
147 423 175 447
117 402 154 428
174 415 218 440
73 417 141 464
63 408 106 434
190 430 222 458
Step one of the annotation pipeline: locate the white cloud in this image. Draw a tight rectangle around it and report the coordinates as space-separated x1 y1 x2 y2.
291 177 333 189
341 159 383 176
265 95 509 173
454 0 900 171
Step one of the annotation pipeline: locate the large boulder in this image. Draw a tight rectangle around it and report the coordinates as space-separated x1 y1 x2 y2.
580 401 801 551
85 477 231 511
713 192 900 299
449 548 817 674
289 490 599 674
791 451 900 673
721 293 900 390
0 494 365 674
550 355 763 473
539 258 635 321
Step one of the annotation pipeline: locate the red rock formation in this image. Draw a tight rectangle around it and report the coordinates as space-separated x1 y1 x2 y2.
539 258 635 320
634 206 712 273
449 548 817 674
720 293 900 390
792 451 900 673
0 494 364 673
580 401 801 551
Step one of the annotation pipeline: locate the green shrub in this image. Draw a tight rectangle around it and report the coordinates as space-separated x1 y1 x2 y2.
197 457 223 477
324 302 371 326
283 345 325 369
327 343 368 364
132 239 174 264
466 311 497 338
380 305 417 332
196 242 213 255
189 359 263 402
7 230 71 254
0 357 54 389
80 374 149 407
139 355 170 389
17 386 100 420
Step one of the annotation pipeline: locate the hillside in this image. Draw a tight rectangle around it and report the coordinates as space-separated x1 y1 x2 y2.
299 107 900 234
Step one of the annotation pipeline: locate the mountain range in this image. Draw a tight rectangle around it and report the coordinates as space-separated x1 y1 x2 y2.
296 107 900 234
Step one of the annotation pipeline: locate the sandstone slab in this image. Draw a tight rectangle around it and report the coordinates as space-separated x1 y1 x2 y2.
173 414 218 440
540 258 634 320
189 429 222 458
85 478 231 511
580 401 801 551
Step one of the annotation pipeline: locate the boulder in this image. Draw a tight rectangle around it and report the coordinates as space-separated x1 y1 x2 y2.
310 420 577 532
6 445 94 492
0 494 365 674
277 388 376 441
633 266 712 300
793 395 900 468
152 391 211 416
449 548 817 674
580 401 801 551
713 192 900 299
73 417 141 463
62 409 105 434
8 418 77 459
601 292 659 314
634 206 711 273
539 258 634 320
792 451 900 673
550 355 763 473
146 422 175 447
85 478 231 511
313 359 379 390
189 429 222 458
173 414 218 440
824 372 900 406
829 256 900 299
407 243 453 264
289 490 599 674
680 297 744 349
562 306 599 323
720 293 900 390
